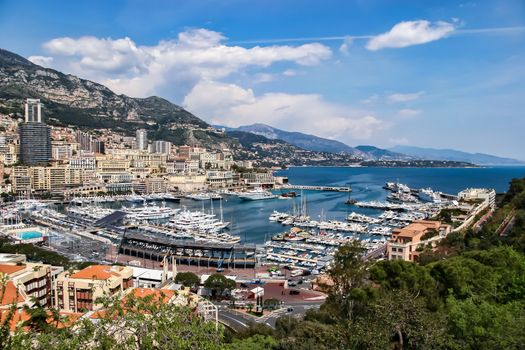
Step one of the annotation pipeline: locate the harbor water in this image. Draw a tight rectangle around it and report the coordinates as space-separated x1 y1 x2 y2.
130 166 525 244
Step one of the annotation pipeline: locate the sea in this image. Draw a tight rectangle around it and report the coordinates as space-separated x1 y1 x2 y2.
167 166 525 244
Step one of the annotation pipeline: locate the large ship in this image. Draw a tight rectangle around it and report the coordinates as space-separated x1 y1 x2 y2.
237 188 278 201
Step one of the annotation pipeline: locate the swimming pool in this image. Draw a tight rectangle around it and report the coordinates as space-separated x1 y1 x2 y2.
18 231 43 240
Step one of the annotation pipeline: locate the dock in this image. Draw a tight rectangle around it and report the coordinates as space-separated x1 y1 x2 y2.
281 184 351 192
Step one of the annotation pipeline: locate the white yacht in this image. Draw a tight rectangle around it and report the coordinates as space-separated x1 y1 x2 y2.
238 188 278 201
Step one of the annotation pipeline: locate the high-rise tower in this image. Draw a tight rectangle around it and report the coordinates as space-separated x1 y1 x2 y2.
19 99 51 165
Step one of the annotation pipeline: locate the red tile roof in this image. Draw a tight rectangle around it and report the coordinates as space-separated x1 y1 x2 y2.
70 265 124 280
0 264 26 276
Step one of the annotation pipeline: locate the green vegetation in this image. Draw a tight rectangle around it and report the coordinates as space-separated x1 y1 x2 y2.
203 273 236 300
1 292 222 350
174 271 200 289
0 238 94 269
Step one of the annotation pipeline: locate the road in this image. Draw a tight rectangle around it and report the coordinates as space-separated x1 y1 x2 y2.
216 300 323 331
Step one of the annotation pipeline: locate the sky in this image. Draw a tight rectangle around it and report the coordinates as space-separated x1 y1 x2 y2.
0 0 524 159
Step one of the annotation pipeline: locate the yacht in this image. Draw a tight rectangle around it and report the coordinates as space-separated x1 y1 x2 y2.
185 192 222 201
238 188 278 201
122 204 179 221
418 188 442 203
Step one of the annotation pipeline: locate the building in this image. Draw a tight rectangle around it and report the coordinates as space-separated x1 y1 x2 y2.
19 122 51 166
387 220 451 262
177 145 191 160
24 98 42 123
243 172 275 187
69 157 97 171
52 142 73 161
150 140 171 154
0 255 53 307
458 188 496 209
206 170 234 188
91 139 105 154
136 129 148 151
76 130 93 151
53 265 133 312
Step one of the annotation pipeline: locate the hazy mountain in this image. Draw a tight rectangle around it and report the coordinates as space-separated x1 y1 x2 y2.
390 145 525 165
231 123 361 155
355 145 413 161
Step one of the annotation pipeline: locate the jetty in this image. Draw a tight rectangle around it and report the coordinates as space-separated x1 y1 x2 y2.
281 184 351 192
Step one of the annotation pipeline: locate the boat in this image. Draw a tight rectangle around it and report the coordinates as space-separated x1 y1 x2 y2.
185 192 222 201
238 188 278 201
418 188 442 203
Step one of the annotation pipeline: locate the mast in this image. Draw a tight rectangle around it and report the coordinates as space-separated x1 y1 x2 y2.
220 198 224 222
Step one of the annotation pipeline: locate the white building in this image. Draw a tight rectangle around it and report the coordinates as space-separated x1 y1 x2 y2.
69 157 97 171
25 98 42 123
150 140 172 154
136 129 148 150
458 188 496 209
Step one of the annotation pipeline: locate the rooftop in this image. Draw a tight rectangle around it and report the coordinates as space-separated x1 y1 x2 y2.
0 264 26 276
70 265 126 281
0 281 26 307
393 220 442 238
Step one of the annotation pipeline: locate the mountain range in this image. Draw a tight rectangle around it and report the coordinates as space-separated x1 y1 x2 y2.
389 146 524 166
225 123 523 165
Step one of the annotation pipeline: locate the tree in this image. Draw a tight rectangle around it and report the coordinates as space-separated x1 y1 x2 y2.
263 298 280 311
11 292 225 350
204 274 236 299
174 272 200 290
325 241 369 320
227 335 277 350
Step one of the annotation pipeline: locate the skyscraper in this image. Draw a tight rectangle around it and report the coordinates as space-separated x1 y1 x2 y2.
19 99 51 165
136 129 148 150
151 140 171 154
24 98 42 122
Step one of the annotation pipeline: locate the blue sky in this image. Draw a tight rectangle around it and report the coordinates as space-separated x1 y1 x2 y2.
1 0 524 159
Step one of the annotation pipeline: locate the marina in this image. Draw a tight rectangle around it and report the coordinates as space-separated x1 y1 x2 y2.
1 166 523 274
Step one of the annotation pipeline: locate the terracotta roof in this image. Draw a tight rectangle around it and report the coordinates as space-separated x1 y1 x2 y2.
0 264 26 276
0 281 26 306
0 310 83 331
127 288 175 303
393 220 442 238
90 288 176 319
70 265 124 280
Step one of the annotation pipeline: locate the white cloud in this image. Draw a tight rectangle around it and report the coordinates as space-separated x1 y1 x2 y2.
398 108 422 118
366 20 455 50
183 80 386 141
388 91 424 103
39 29 332 97
28 56 54 67
361 94 379 105
282 69 297 77
339 36 353 56
253 73 275 83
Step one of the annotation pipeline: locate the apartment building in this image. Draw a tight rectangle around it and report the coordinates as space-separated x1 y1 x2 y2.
206 170 234 188
53 265 133 312
0 257 53 307
458 188 496 209
12 166 84 193
387 220 452 262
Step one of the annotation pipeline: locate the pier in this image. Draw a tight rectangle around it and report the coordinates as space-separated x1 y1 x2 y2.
281 184 351 192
